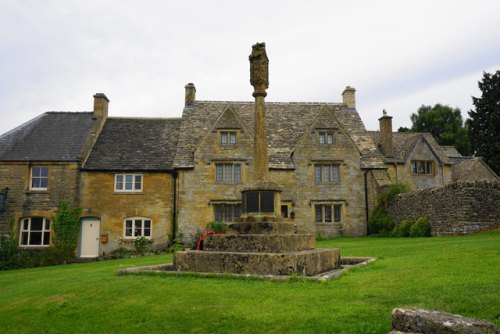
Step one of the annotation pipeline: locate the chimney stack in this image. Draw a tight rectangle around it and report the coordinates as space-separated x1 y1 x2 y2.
93 93 109 118
185 83 196 107
378 109 393 157
342 86 356 109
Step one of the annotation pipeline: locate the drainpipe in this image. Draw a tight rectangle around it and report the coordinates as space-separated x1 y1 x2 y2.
394 162 398 183
441 163 445 186
364 170 369 224
172 170 178 242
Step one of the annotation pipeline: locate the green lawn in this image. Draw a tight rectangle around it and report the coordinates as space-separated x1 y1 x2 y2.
0 230 499 334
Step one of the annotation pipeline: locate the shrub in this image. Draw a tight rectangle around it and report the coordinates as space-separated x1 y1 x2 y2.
409 217 432 237
397 219 415 237
206 221 228 233
169 238 184 252
190 227 204 250
134 237 151 254
378 183 411 207
367 207 394 235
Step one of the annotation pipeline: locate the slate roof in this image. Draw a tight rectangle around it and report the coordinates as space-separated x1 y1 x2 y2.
0 112 99 162
367 131 460 164
82 117 181 171
174 101 385 169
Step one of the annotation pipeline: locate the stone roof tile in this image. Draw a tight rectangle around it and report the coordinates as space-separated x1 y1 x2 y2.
0 112 99 162
83 117 181 171
174 101 385 169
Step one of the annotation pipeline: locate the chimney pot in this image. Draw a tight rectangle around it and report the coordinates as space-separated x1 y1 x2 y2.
185 83 196 107
342 86 356 109
93 93 109 118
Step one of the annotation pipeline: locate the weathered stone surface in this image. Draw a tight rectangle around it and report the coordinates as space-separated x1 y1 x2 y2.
0 163 82 235
388 181 500 235
227 221 295 235
174 248 340 276
80 171 174 255
203 233 315 252
391 308 499 334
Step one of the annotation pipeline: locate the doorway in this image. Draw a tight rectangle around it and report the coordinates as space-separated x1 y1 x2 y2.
79 218 100 258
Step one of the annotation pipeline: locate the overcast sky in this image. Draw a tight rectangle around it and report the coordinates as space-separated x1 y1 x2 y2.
1 0 499 136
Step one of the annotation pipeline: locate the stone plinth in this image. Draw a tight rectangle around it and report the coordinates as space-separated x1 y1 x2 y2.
228 221 295 234
203 233 316 253
174 248 340 276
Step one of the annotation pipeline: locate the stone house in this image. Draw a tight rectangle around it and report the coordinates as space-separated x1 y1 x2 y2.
175 85 390 240
80 113 180 257
1 63 497 255
0 94 106 247
368 111 498 190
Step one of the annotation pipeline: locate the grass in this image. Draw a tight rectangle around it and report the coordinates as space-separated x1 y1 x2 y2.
0 230 499 333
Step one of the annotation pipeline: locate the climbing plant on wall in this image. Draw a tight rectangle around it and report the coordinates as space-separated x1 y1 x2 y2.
52 201 82 261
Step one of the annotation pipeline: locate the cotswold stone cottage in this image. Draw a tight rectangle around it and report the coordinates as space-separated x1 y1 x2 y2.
1 52 497 256
369 111 498 190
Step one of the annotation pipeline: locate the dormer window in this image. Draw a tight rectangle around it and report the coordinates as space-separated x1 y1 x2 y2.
221 131 237 145
319 132 334 145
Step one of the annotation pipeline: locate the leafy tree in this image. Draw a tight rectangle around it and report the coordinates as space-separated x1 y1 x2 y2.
409 104 471 155
468 70 500 175
397 126 410 132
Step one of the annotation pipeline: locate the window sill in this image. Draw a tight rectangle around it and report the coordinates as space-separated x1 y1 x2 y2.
113 192 144 195
18 245 50 249
26 190 50 194
316 222 342 226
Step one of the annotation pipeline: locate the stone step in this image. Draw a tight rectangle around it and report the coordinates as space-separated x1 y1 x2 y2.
227 221 296 234
203 233 316 253
174 248 340 276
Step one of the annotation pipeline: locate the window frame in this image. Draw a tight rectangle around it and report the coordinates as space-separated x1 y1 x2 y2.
411 160 434 175
19 217 51 247
319 131 334 145
221 131 237 146
315 204 342 224
314 163 340 184
215 163 241 184
30 166 49 191
114 174 143 192
123 217 152 239
213 203 242 223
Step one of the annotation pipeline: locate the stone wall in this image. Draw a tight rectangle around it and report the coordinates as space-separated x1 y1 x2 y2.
0 162 81 235
80 171 174 255
387 181 500 235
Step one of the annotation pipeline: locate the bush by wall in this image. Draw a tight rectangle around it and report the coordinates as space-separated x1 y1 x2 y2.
387 181 500 235
397 219 414 237
409 217 432 237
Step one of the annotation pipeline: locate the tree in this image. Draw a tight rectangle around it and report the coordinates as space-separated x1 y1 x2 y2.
409 104 472 155
468 70 500 175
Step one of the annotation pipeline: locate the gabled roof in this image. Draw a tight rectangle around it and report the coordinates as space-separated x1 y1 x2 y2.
82 117 181 171
0 112 99 162
174 101 385 169
368 131 460 164
450 157 499 182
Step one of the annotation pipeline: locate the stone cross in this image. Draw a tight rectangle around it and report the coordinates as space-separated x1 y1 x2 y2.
249 42 270 181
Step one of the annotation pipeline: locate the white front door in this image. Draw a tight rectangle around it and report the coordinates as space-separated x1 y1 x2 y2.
80 218 100 258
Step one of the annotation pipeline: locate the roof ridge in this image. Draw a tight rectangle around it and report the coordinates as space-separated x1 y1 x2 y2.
107 116 182 120
45 111 92 114
196 100 343 106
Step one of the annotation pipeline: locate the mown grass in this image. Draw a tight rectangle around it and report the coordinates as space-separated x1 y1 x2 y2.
0 230 498 333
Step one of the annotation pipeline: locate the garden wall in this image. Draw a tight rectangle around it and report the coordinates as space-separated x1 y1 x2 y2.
387 181 500 235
